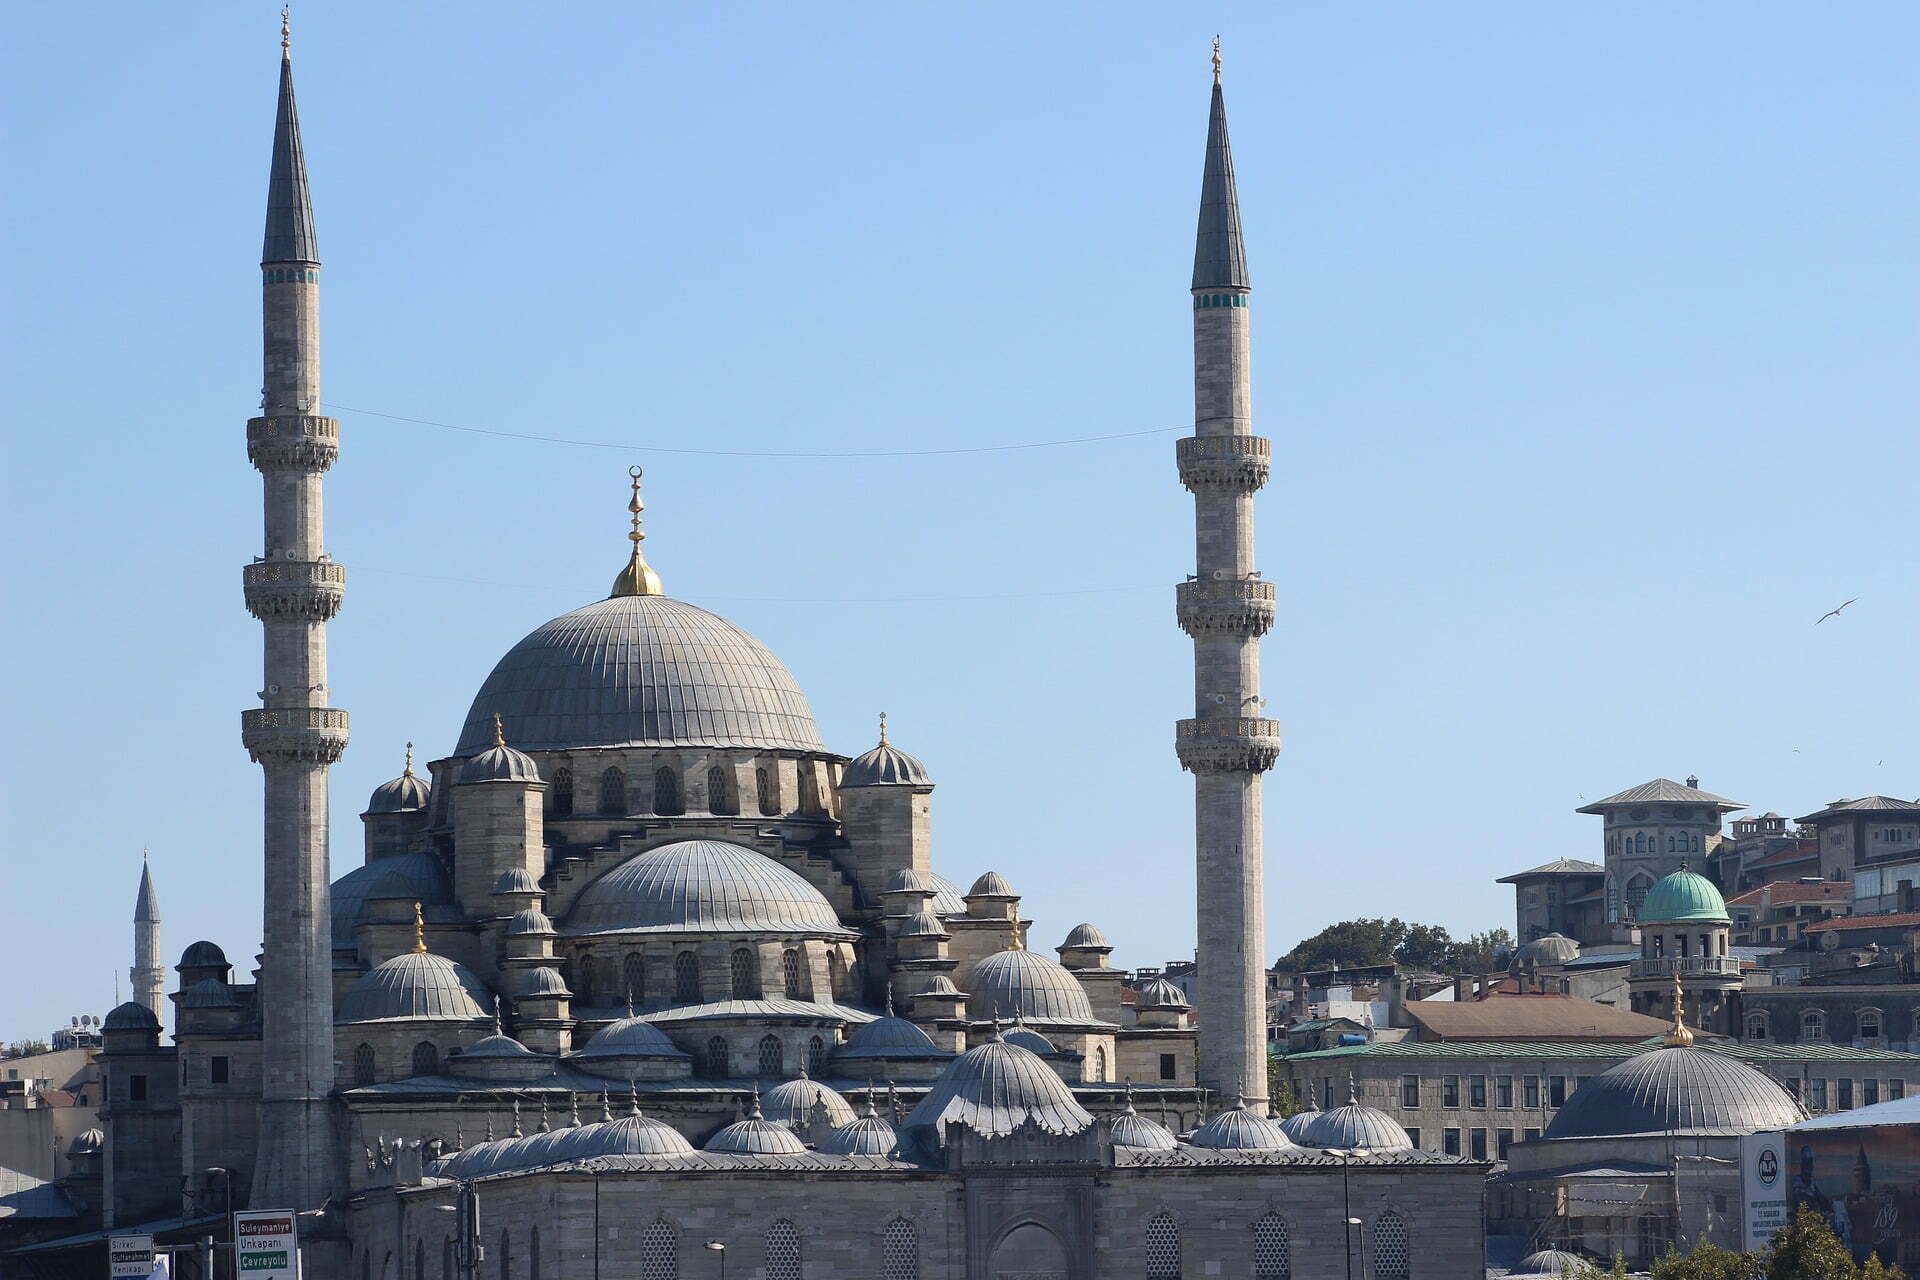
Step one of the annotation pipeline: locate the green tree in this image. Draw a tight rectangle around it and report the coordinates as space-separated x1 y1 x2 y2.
1395 923 1455 971
1267 1081 1307 1119
1276 918 1516 975
1765 1205 1888 1280
1862 1255 1908 1280
3 1040 49 1059
1649 1239 1764 1280
1448 928 1516 973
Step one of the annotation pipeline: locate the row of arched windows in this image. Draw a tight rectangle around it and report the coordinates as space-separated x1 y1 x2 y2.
353 1041 442 1086
1611 830 1706 856
1139 1210 1406 1279
545 764 793 819
574 947 816 1006
700 1033 830 1079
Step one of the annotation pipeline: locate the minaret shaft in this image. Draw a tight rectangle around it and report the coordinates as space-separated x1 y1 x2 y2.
132 862 165 1028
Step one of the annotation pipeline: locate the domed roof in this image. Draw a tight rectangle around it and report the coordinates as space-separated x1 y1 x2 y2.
706 1096 810 1155
506 909 556 937
457 1034 541 1060
331 851 455 948
366 758 431 814
337 952 492 1024
967 872 1016 898
494 868 540 895
67 1129 104 1156
1511 933 1581 969
898 909 949 940
1301 1093 1414 1152
761 1076 856 1129
364 870 420 901
178 940 229 970
1638 868 1730 923
1514 1251 1591 1277
1109 1098 1178 1150
567 1111 698 1160
1134 978 1191 1010
906 1040 1093 1139
1544 1046 1804 1139
455 594 824 755
1061 923 1111 950
835 1014 947 1060
884 868 937 894
841 742 931 788
967 950 1102 1025
917 975 963 996
568 839 852 937
1002 1027 1058 1055
1187 1100 1297 1151
818 1103 899 1157
520 967 571 998
459 740 541 785
103 1001 158 1031
1276 1108 1320 1143
574 1017 690 1061
928 875 969 917
180 978 241 1009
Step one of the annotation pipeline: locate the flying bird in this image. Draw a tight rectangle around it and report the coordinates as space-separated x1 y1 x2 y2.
1815 598 1859 625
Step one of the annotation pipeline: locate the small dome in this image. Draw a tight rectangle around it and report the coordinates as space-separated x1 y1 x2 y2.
366 769 431 815
917 975 963 996
560 1111 697 1161
1511 933 1581 970
337 952 492 1024
1188 1101 1297 1152
1276 1108 1320 1143
574 1017 687 1061
103 1001 159 1031
568 839 852 937
520 967 571 998
884 868 937 895
1302 1096 1414 1152
1638 868 1730 924
1515 1251 1591 1277
841 742 931 788
967 871 1016 898
457 1034 541 1060
706 1098 810 1155
761 1077 856 1130
818 1105 900 1157
928 875 970 917
459 741 541 785
906 1040 1093 1139
67 1129 104 1156
897 909 950 939
178 940 229 970
836 1015 946 1060
505 909 556 937
494 868 540 895
1109 1099 1178 1151
1002 1027 1058 1055
967 950 1100 1025
1134 978 1191 1010
1545 1046 1804 1139
1061 923 1111 950
180 978 241 1009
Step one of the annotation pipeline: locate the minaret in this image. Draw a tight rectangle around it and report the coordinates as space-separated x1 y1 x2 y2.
240 13 348 1211
132 853 165 1028
1174 41 1278 1110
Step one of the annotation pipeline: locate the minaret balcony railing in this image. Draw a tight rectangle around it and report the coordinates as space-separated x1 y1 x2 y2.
244 559 346 621
247 414 340 472
1175 716 1281 774
1177 578 1276 638
1628 955 1742 979
241 707 350 764
1177 434 1270 492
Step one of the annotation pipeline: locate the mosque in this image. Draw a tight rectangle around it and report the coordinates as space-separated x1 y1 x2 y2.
47 29 1504 1280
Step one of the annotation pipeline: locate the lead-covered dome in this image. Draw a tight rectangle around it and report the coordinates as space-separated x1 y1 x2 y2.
841 742 931 787
762 1077 856 1130
568 839 854 937
1511 933 1581 969
1514 1251 1591 1277
1543 1045 1803 1139
905 1040 1093 1140
818 1103 899 1157
455 595 824 754
1187 1100 1297 1152
1301 1095 1414 1152
330 851 455 948
966 950 1102 1025
366 768 431 815
337 952 492 1024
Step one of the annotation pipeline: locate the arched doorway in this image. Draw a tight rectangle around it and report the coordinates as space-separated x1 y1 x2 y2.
990 1222 1068 1280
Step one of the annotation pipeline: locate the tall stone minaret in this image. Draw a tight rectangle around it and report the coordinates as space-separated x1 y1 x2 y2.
131 854 164 1028
1174 43 1278 1110
240 15 348 1212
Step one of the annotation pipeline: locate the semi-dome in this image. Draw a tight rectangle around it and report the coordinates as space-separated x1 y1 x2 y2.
494 868 540 895
365 757 431 814
1061 923 1111 950
330 851 455 948
1276 1108 1320 1143
180 978 241 1009
179 940 229 970
1638 867 1730 923
103 1001 159 1031
966 950 1101 1025
1187 1100 1297 1152
1514 1250 1591 1277
762 1076 856 1130
906 1040 1093 1139
455 594 824 755
841 742 931 788
1301 1092 1414 1152
818 1103 899 1157
1002 1027 1058 1056
1134 978 1191 1010
1511 933 1581 969
1544 1046 1804 1139
573 1016 688 1062
1109 1098 1178 1150
568 839 853 937
505 909 556 937
337 952 492 1024
967 872 1016 898
706 1097 809 1155
834 1014 947 1061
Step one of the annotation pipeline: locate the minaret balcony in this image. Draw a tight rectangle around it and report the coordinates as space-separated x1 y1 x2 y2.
247 415 340 471
1628 955 1742 979
1177 435 1270 492
1175 717 1281 773
241 707 350 764
244 559 346 620
1177 578 1276 638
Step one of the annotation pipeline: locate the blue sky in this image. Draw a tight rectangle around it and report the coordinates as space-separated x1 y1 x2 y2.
3 4 1915 1037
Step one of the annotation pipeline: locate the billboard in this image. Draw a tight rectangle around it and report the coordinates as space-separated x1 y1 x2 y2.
108 1234 154 1278
234 1210 299 1280
1741 1132 1789 1252
1787 1124 1920 1269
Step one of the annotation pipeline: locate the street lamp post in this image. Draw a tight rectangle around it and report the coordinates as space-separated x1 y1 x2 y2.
705 1239 727 1280
1341 1145 1373 1280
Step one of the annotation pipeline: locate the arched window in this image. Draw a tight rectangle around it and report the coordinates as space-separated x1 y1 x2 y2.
765 1221 801 1280
1253 1214 1290 1279
599 767 626 815
1745 1013 1769 1042
704 1037 729 1078
672 952 699 1003
1094 1045 1108 1082
1145 1214 1180 1279
1372 1212 1410 1280
756 767 776 815
827 950 844 999
550 768 574 818
708 766 736 815
882 1218 918 1280
1634 832 1647 854
622 953 646 1007
797 766 820 815
353 1043 377 1087
654 767 682 816
1860 1009 1884 1040
758 1034 784 1078
640 1221 677 1280
497 1229 509 1280
411 1041 438 1077
1625 873 1654 920
1802 1010 1827 1042
731 948 759 999
783 948 805 999
808 1035 828 1077
576 954 599 1005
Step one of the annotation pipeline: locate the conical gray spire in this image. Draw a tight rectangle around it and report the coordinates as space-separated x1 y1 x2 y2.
134 856 160 923
1191 81 1248 290
262 51 319 264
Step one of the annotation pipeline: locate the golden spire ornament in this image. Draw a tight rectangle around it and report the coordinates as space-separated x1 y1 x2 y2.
878 711 889 747
281 7 291 55
610 466 665 597
1663 968 1694 1047
1211 35 1222 85
412 901 428 954
402 741 415 778
492 712 506 749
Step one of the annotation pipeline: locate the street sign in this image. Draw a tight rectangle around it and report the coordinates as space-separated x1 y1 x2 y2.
233 1210 299 1279
109 1234 155 1278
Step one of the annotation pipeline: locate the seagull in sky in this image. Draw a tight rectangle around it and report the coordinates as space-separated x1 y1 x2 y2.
1815 597 1859 625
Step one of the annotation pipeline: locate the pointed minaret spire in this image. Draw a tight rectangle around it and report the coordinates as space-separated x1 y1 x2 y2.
1192 42 1248 292
609 467 665 597
131 854 165 1027
263 16 318 267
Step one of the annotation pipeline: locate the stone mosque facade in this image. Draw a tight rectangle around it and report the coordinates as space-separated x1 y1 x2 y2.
76 33 1490 1280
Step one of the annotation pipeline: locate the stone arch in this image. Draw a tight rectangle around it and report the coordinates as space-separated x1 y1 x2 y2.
989 1222 1068 1280
1144 1212 1179 1279
623 953 646 1006
410 1041 438 1077
639 1218 677 1280
807 1035 828 1077
577 954 601 1005
703 1036 729 1078
882 1216 918 1280
1093 1044 1107 1082
756 766 776 815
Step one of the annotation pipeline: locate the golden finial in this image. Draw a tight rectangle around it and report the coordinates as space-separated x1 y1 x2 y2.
878 711 889 747
402 741 416 778
411 901 428 954
1211 36 1222 85
610 466 665 597
1663 968 1694 1047
281 7 291 56
491 712 505 750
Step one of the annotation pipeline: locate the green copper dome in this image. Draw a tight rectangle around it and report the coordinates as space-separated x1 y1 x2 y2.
1638 868 1729 923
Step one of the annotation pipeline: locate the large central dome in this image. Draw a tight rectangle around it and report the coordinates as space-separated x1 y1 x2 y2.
456 595 824 754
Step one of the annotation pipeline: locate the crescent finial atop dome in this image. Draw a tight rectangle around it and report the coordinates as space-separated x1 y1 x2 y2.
610 467 664 598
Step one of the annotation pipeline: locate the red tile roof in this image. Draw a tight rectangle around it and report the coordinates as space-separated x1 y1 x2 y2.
1803 912 1920 935
1747 842 1819 869
1727 881 1850 907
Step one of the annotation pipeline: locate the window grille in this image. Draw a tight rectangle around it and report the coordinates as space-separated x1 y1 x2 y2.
757 767 776 815
808 1036 828 1078
766 1221 801 1280
704 1037 729 1078
577 955 599 1005
1252 1215 1289 1279
640 1221 677 1280
1094 1046 1107 1082
654 767 682 815
783 949 805 999
353 1043 377 1087
673 952 699 1003
1372 1213 1410 1280
623 954 646 1006
708 766 736 814
731 949 759 999
1145 1214 1180 1279
411 1042 438 1076
758 1034 784 1078
599 767 626 815
882 1218 918 1280
550 768 574 818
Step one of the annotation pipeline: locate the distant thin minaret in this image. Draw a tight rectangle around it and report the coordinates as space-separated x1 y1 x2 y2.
132 852 164 1028
1174 41 1278 1110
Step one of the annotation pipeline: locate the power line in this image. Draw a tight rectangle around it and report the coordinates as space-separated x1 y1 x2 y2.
322 402 1186 459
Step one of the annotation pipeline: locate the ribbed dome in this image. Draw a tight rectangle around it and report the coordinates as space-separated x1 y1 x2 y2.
906 1040 1093 1139
178 940 229 970
67 1129 104 1156
337 952 492 1024
520 967 571 998
1301 1099 1414 1152
456 595 824 754
458 1034 540 1060
366 768 431 815
569 839 852 936
459 741 541 785
567 1112 697 1160
1276 1108 1320 1143
835 1015 946 1060
574 1017 689 1061
967 950 1099 1025
506 909 555 937
1511 933 1582 969
818 1106 899 1157
967 872 1016 898
494 868 540 895
706 1098 810 1155
1134 978 1191 1010
917 975 962 996
841 742 931 787
1544 1046 1804 1139
1188 1101 1297 1152
762 1077 856 1130
928 875 969 917
884 868 936 894
103 1001 158 1031
898 909 950 939
1002 1027 1058 1055
331 851 454 948
1514 1251 1591 1276
180 978 241 1009
1061 923 1111 949
1638 868 1730 923
1109 1100 1178 1150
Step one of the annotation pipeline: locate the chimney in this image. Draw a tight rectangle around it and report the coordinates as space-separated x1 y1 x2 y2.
1687 775 1699 789
1453 975 1470 1003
